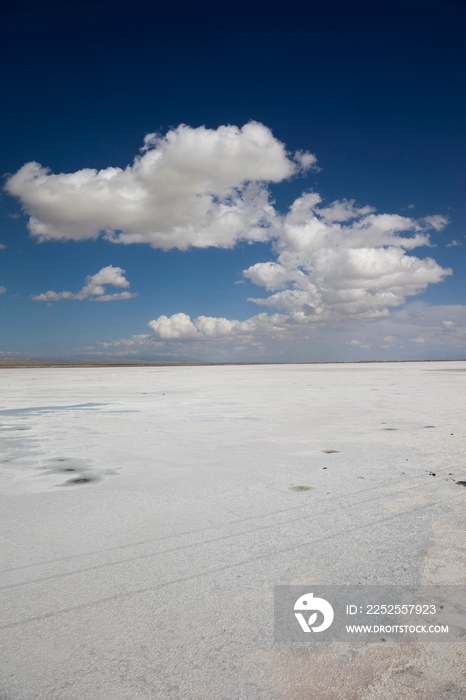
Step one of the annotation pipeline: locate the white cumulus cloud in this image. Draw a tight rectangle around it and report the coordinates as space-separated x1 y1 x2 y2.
5 122 306 250
147 312 286 340
31 265 137 302
146 191 451 336
243 192 451 323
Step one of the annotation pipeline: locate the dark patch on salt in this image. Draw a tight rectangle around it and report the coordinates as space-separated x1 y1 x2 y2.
65 477 93 485
289 485 314 492
0 403 105 416
322 449 339 453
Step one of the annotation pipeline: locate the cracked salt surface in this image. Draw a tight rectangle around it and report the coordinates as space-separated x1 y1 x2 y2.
0 362 465 699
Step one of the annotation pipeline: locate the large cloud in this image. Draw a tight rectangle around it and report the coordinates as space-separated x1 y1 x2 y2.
5 122 313 250
243 193 451 323
147 192 451 336
147 312 286 339
32 265 137 302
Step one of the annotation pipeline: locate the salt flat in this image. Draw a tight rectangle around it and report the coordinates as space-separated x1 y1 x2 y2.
1 362 465 700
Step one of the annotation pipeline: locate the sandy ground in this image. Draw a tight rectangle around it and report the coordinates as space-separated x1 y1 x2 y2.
0 362 465 699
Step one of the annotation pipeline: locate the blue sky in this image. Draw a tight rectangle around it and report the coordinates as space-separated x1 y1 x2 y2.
1 0 465 361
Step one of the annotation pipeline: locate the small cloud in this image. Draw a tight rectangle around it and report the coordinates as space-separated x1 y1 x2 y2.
0 286 6 294
412 337 425 344
406 204 415 210
294 150 319 173
379 335 397 348
422 215 449 231
31 265 137 302
234 279 246 285
446 240 462 247
442 320 454 328
95 333 152 348
93 291 137 302
0 242 6 249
